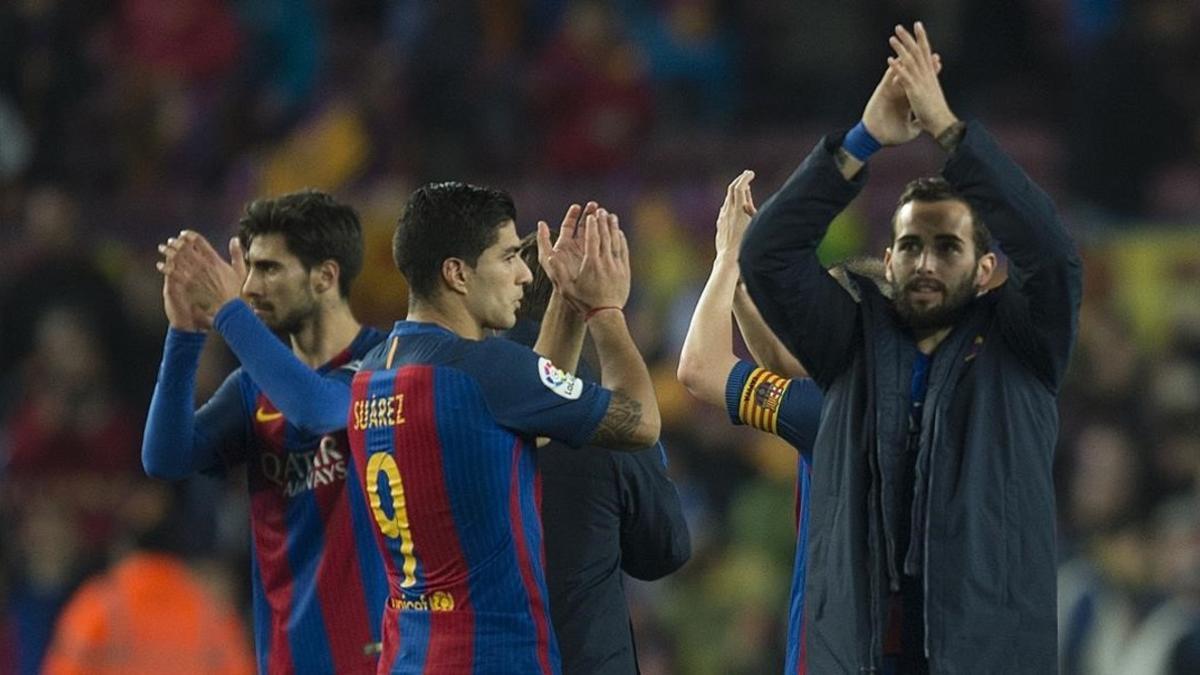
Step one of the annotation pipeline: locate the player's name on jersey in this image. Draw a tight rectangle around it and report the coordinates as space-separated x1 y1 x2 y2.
353 393 407 430
388 591 455 612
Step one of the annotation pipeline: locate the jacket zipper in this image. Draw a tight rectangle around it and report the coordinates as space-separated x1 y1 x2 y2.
922 409 940 660
867 440 884 670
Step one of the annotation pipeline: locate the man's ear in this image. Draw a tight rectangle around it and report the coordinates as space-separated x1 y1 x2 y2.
441 258 470 295
312 260 340 295
975 252 997 290
883 247 894 283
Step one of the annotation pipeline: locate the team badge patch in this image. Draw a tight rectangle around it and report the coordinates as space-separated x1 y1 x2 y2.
538 357 583 400
429 591 455 612
739 367 791 434
754 380 785 412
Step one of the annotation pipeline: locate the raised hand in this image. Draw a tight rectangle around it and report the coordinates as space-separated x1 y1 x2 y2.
536 201 598 303
157 232 212 330
156 230 248 330
888 22 957 138
715 170 756 257
556 208 630 314
861 37 942 146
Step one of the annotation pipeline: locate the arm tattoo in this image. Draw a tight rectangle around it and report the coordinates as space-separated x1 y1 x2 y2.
589 391 644 446
936 120 967 154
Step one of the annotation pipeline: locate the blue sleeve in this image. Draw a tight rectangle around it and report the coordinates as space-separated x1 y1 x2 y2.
724 360 758 425
724 359 822 461
142 329 245 479
213 299 351 434
617 442 692 580
196 370 252 470
467 338 612 448
776 378 823 463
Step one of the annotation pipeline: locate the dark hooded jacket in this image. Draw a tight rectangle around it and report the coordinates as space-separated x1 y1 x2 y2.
740 122 1082 673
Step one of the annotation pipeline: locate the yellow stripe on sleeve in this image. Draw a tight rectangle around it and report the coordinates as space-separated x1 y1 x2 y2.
738 368 766 425
737 367 792 436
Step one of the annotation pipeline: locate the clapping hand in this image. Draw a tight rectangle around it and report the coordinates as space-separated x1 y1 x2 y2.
156 230 247 330
887 22 958 138
715 170 756 258
538 206 629 315
862 28 943 146
536 201 597 312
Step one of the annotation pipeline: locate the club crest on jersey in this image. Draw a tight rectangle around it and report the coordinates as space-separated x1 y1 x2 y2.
389 591 455 612
538 357 582 400
754 380 785 412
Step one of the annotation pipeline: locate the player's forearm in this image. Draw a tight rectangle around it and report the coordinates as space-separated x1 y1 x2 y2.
533 289 585 373
588 310 661 449
142 329 214 479
619 445 692 580
678 255 739 406
944 122 1078 274
944 121 1083 382
214 299 350 433
743 133 867 256
733 282 807 379
739 134 865 387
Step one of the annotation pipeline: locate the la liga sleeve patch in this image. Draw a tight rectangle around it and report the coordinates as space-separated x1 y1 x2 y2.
537 357 583 400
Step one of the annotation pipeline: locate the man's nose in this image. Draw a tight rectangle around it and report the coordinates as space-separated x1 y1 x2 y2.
242 271 260 295
916 249 936 273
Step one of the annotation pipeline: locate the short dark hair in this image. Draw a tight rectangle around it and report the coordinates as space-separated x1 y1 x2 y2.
516 230 551 321
892 177 992 257
393 181 517 299
237 189 364 297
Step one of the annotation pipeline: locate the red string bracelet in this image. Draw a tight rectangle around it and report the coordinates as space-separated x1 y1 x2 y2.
584 306 622 321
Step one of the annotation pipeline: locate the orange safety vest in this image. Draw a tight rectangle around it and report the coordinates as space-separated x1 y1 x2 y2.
42 552 254 675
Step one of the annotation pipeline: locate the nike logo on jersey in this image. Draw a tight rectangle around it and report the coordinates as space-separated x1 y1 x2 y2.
256 406 284 422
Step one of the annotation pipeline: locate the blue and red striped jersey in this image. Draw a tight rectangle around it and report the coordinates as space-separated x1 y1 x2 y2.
211 327 388 674
347 321 611 675
725 361 822 675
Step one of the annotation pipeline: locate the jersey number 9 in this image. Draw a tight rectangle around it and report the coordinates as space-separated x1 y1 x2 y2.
366 452 417 588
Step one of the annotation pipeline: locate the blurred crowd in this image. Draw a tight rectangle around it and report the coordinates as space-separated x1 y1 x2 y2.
1 0 1197 673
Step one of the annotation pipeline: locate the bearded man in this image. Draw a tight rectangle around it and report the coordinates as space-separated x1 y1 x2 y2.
143 190 388 674
739 23 1082 674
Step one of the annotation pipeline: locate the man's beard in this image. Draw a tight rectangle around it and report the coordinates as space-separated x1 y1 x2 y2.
262 296 318 335
891 273 978 332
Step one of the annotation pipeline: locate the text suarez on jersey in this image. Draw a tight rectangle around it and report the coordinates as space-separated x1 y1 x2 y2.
354 393 407 430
